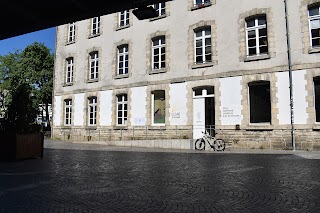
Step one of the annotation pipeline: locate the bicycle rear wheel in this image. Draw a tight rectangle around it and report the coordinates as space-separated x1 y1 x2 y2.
195 138 205 151
214 139 225 151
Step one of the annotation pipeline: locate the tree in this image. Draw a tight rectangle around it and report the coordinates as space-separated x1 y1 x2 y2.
21 42 54 128
0 42 54 133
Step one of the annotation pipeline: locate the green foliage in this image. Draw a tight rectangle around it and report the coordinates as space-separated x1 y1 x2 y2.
0 42 54 133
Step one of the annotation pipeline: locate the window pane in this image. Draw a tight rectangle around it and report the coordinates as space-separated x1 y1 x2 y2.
154 56 159 62
118 104 122 110
153 39 159 46
124 95 127 101
196 48 202 55
259 28 267 37
154 62 159 69
195 31 202 37
161 62 166 68
310 19 320 29
124 111 127 118
314 78 320 122
196 40 202 47
118 118 122 125
118 111 122 117
258 16 266 25
248 39 256 47
309 6 319 16
205 46 211 54
312 38 320 46
125 61 128 68
205 38 211 46
154 48 159 55
161 47 165 53
124 104 127 110
161 54 165 61
196 56 203 63
246 19 255 28
249 48 256 55
161 37 165 44
248 30 256 38
259 38 268 46
205 28 211 35
259 46 268 54
312 28 320 38
205 54 211 62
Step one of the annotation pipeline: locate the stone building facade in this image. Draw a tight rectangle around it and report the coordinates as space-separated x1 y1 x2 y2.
53 0 320 150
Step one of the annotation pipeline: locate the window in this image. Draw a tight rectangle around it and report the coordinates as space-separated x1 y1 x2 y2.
194 0 211 7
246 15 268 56
119 10 130 27
117 94 128 125
152 37 166 70
67 22 75 43
91 17 100 35
194 27 211 64
249 81 271 123
314 77 320 122
65 57 73 84
309 5 320 47
64 99 72 126
153 3 166 16
152 90 165 125
117 45 129 75
89 52 99 80
88 97 97 126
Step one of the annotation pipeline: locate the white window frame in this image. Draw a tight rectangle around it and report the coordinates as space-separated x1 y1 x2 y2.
153 2 166 16
67 22 75 43
117 45 129 75
119 10 130 27
91 17 100 35
194 27 211 64
152 37 166 70
194 0 211 7
89 52 99 80
64 99 72 126
308 5 320 48
88 97 97 126
245 16 268 56
151 91 166 126
116 94 128 126
66 57 73 84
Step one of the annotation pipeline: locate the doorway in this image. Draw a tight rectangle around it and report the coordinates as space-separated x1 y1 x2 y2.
193 86 215 139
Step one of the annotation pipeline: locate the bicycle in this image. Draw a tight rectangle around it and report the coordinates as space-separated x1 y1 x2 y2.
195 130 226 151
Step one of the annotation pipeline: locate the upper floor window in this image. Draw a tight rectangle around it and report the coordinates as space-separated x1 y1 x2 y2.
194 0 211 8
119 10 130 27
89 52 99 80
91 17 100 36
67 22 75 43
153 3 166 16
88 97 97 126
64 99 72 126
246 15 268 56
66 57 74 84
117 45 129 75
152 36 166 70
309 5 320 48
194 27 211 64
249 81 271 124
117 94 128 126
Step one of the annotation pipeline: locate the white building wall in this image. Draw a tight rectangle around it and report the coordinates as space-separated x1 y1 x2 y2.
99 90 112 126
276 70 308 125
53 96 62 126
130 86 147 126
74 93 85 126
169 83 188 126
219 77 243 125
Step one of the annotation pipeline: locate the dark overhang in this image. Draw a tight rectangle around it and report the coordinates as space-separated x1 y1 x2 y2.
0 0 170 40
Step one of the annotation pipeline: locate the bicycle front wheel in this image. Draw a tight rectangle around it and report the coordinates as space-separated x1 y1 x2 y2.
214 139 225 151
195 138 205 151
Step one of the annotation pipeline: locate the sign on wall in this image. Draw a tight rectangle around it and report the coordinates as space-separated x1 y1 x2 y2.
220 77 243 125
169 83 188 125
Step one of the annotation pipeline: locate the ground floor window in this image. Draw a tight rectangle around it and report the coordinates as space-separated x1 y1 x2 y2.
64 99 72 126
117 94 128 125
249 81 271 123
152 90 165 125
88 96 97 126
314 77 320 122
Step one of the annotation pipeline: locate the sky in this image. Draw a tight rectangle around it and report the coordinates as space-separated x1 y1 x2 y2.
0 27 56 56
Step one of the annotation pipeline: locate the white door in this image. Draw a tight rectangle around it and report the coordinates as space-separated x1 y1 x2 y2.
193 97 205 139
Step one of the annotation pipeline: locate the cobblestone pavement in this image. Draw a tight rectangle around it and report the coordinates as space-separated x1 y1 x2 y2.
0 140 320 212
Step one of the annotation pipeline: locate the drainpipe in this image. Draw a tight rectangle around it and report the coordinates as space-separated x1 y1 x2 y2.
284 0 296 151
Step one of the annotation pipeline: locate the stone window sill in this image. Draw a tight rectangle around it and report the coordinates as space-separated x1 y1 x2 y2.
245 124 273 131
308 47 320 54
85 126 97 130
63 83 73 87
149 68 167 75
149 14 167 21
87 79 99 83
191 2 212 11
115 74 129 79
191 62 214 69
244 54 270 62
88 33 101 39
65 41 75 46
116 25 130 31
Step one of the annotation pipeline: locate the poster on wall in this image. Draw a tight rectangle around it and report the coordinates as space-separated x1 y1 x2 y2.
221 105 242 125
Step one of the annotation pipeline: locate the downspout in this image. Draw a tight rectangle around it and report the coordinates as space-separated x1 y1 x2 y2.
284 0 296 151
